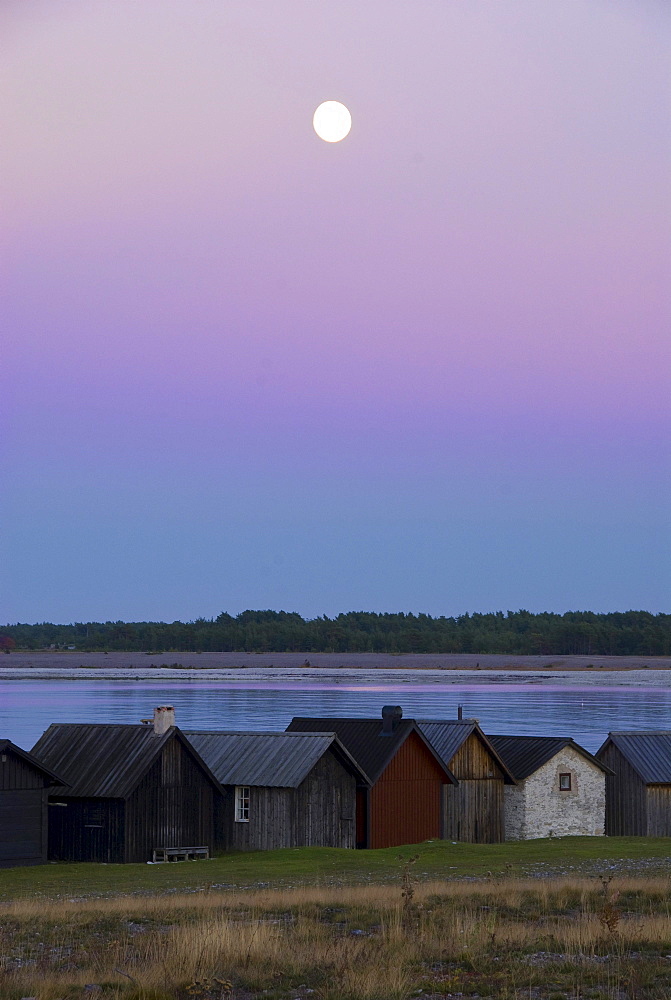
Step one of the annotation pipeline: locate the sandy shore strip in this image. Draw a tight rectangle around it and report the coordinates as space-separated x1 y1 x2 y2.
0 649 671 673
2 651 671 685
2 650 670 670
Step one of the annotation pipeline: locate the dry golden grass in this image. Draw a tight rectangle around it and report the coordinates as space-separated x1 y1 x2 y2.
3 876 671 999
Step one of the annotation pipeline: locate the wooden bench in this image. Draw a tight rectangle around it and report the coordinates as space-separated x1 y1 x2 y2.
152 846 209 863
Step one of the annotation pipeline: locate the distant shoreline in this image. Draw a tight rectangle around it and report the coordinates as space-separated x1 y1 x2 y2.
3 650 671 673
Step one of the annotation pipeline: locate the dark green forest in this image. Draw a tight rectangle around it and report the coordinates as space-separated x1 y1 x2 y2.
1 610 669 656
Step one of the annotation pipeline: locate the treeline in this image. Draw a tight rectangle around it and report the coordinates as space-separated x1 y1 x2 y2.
1 610 670 656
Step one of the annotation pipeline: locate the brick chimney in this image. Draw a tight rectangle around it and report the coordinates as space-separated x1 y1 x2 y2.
382 705 402 734
152 706 175 735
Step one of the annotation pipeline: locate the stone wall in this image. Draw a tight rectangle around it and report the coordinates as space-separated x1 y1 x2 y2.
504 746 605 840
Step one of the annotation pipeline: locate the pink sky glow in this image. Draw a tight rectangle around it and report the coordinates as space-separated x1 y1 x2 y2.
3 1 670 622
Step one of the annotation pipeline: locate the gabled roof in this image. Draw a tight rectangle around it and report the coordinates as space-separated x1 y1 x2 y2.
417 721 516 784
0 739 66 786
31 724 223 799
286 717 456 785
488 734 612 781
184 731 370 787
597 732 671 785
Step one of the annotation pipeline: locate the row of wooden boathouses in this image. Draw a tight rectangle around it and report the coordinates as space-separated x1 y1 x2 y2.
2 706 671 866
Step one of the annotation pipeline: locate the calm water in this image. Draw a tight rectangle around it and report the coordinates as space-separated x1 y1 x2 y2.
3 676 671 752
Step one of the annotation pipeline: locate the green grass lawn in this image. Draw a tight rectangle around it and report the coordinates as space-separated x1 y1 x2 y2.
2 836 671 901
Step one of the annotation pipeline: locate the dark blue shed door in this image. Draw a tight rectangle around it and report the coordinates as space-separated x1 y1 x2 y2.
0 790 43 862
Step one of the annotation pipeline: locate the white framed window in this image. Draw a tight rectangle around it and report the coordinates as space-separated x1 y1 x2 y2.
559 773 572 791
235 785 250 822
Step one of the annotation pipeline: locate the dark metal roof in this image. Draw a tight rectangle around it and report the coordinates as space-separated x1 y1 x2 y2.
597 732 671 784
488 734 612 781
417 721 517 784
286 718 456 784
0 739 66 785
30 725 223 799
184 731 369 787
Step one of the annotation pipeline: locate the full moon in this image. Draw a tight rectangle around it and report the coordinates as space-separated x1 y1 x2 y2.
313 101 352 143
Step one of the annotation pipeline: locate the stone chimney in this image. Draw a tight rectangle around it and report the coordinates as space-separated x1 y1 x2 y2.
152 706 175 735
381 705 402 734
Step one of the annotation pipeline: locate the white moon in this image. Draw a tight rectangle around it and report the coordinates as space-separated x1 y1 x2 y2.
313 101 352 143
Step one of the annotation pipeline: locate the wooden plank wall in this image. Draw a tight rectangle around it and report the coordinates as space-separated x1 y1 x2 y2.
295 748 356 848
644 786 671 837
0 749 50 866
449 732 504 780
216 748 357 851
443 733 505 843
1 751 46 790
443 780 503 843
216 786 294 851
125 739 215 863
599 743 647 836
47 798 125 863
369 731 445 848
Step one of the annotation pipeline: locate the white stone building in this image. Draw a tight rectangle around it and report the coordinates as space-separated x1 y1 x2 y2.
488 735 612 840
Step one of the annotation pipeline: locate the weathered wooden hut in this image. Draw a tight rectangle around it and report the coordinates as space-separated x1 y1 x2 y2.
488 735 611 840
417 721 515 843
185 731 368 850
1 740 65 868
287 708 456 848
596 732 671 836
31 708 223 863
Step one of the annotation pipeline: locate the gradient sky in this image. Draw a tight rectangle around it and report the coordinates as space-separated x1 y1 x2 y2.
3 1 670 623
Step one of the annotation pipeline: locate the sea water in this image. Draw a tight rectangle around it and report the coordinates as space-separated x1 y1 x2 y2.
3 671 671 752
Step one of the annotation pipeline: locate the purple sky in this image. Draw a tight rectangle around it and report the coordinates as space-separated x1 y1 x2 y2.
3 1 670 623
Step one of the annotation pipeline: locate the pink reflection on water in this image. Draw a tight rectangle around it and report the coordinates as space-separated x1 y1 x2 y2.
5 677 671 754
93 680 652 695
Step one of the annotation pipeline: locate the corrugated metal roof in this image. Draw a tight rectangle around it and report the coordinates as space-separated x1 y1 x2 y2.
488 734 612 780
30 724 221 799
0 739 66 785
286 717 456 784
184 731 368 787
597 732 671 784
416 721 477 770
417 721 517 784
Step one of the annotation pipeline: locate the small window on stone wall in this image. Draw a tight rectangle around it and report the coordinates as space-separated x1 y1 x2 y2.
559 773 572 791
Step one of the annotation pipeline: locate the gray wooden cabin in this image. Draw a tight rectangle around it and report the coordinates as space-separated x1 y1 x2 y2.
185 731 369 850
417 720 516 843
597 732 671 836
31 710 223 863
1 740 64 867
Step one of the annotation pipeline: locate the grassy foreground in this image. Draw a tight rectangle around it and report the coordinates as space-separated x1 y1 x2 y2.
4 876 671 999
2 837 671 901
3 841 671 999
